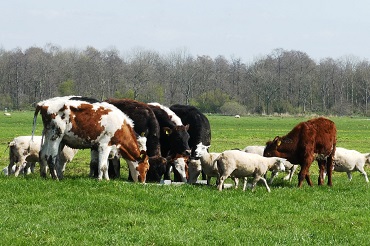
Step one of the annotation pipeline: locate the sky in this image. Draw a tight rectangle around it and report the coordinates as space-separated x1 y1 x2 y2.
1 0 370 62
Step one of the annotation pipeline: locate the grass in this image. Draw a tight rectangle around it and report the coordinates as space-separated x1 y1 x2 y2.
1 112 370 245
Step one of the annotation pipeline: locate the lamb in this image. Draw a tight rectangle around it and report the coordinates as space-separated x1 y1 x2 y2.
187 158 202 184
243 145 298 183
7 136 78 176
193 142 221 185
331 147 370 182
216 150 286 192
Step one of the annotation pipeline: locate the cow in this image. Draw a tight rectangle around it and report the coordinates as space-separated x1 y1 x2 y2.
263 117 337 187
170 104 211 180
33 96 149 182
148 103 191 181
104 98 166 182
7 136 77 176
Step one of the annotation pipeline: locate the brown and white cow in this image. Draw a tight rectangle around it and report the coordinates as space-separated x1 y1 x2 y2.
263 117 337 187
33 96 149 182
105 98 167 182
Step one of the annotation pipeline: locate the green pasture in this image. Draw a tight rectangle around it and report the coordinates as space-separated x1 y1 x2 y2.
1 112 370 245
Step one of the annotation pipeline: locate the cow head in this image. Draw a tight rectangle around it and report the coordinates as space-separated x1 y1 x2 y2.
136 150 150 183
163 125 191 156
264 136 283 157
167 153 189 182
146 155 167 182
264 136 294 158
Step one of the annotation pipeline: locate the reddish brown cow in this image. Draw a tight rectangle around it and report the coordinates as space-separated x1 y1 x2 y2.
263 117 336 187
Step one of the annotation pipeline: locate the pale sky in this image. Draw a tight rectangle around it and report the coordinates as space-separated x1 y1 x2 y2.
1 0 370 62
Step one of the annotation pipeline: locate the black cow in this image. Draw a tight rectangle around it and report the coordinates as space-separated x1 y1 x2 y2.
170 104 211 180
148 103 191 181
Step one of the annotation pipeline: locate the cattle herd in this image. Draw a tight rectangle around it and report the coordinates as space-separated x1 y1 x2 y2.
2 96 370 192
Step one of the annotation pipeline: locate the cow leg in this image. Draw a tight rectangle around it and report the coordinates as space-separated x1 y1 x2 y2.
89 148 99 178
317 160 326 185
51 143 64 180
108 156 120 179
98 146 111 181
40 126 63 180
325 156 334 186
298 164 313 187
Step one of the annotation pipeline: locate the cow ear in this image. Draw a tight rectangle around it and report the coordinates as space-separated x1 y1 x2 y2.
185 124 190 131
277 140 281 146
139 150 147 159
164 127 172 135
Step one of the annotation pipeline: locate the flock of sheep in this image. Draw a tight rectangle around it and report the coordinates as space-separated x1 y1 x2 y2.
186 142 370 191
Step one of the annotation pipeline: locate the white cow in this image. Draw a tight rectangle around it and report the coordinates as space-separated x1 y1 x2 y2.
216 150 286 192
7 136 77 176
332 147 370 182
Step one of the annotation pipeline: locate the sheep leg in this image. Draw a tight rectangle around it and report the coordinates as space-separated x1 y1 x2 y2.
252 175 271 193
242 177 250 191
269 171 278 184
356 167 369 182
345 172 352 181
217 176 227 191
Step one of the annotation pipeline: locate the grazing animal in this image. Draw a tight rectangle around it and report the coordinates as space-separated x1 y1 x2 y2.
331 147 370 182
193 142 220 185
243 145 298 183
170 154 190 182
7 136 77 176
264 117 337 187
148 103 191 181
216 150 286 192
187 158 202 184
104 98 166 181
33 96 149 182
170 104 211 180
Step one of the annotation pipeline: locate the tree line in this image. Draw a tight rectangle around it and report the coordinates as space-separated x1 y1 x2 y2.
1 44 370 116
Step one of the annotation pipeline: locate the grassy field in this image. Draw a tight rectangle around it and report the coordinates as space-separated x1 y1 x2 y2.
1 112 370 245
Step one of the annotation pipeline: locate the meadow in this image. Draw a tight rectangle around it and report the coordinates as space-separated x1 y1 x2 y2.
1 112 370 245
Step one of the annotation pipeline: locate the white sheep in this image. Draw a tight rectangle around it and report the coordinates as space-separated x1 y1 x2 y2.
243 145 298 183
7 136 78 176
331 147 370 182
187 158 202 184
193 142 221 185
216 150 285 192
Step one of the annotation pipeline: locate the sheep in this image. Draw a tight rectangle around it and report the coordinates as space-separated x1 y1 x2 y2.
193 142 221 185
187 158 202 184
216 150 286 192
243 145 298 183
7 136 78 176
331 147 370 182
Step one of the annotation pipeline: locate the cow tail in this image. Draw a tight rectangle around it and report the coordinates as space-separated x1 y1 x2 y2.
32 105 41 141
